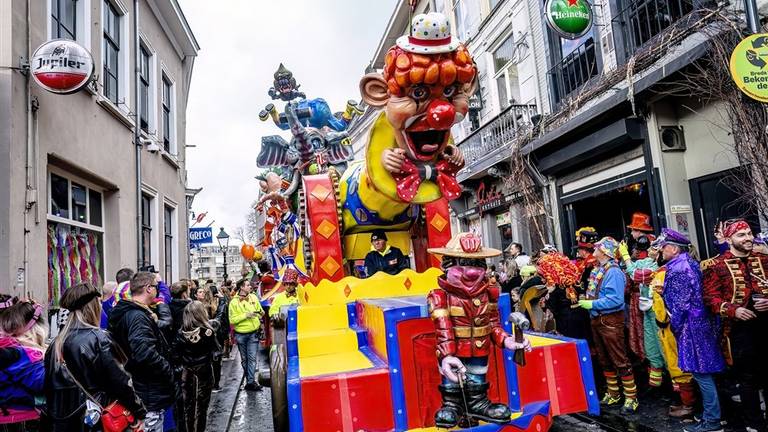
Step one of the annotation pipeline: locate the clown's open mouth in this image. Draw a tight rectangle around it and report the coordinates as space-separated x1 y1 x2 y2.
403 129 449 161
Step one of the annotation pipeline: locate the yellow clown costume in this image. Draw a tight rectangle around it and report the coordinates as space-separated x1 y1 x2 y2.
650 267 697 411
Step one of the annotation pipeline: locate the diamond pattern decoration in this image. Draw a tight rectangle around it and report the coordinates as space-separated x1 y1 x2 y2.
404 277 412 290
343 284 352 298
310 184 332 202
304 292 309 303
316 219 337 239
320 256 341 277
430 213 448 232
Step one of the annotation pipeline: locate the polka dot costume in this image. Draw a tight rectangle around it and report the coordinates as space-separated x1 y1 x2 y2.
398 12 460 54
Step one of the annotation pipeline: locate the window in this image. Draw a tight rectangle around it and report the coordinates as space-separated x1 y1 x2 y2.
51 0 76 40
162 75 173 153
48 171 104 229
139 46 151 132
163 205 173 283
493 33 522 110
103 1 120 104
453 0 481 41
141 194 152 267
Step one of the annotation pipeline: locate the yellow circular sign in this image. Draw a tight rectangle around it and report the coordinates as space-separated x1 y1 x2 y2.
730 33 768 102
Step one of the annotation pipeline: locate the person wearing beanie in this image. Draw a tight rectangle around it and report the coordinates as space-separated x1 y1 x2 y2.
578 236 639 414
659 229 724 432
363 229 409 277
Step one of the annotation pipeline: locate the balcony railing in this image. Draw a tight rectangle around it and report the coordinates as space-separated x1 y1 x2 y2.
547 38 599 105
457 104 538 175
614 0 712 58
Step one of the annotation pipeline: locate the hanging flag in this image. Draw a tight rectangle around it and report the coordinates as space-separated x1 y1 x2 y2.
196 212 208 223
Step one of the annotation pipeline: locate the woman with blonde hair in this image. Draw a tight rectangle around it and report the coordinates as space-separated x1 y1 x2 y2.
44 282 146 431
173 300 219 432
0 297 46 431
194 285 218 319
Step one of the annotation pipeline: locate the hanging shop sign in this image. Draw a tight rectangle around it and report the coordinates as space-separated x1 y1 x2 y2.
476 181 505 216
468 93 483 111
730 33 768 102
31 39 94 94
545 0 593 40
496 212 512 227
189 227 213 246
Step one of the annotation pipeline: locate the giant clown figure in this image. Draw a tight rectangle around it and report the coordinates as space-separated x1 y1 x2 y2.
342 12 474 234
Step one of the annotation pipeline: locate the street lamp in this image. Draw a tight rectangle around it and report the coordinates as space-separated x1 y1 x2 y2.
216 227 230 283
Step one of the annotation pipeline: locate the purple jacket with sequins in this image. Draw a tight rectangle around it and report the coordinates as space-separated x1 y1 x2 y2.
662 253 725 374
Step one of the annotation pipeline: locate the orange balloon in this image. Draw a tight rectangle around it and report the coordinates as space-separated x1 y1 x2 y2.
241 244 255 261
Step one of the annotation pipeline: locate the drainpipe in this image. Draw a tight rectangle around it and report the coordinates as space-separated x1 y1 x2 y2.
21 0 33 297
134 0 143 269
745 0 761 34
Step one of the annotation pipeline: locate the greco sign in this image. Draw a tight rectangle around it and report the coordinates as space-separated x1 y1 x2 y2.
730 34 768 102
189 227 213 246
545 0 594 40
31 39 94 94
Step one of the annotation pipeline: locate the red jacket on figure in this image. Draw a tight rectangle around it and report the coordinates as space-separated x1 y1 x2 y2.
428 275 509 360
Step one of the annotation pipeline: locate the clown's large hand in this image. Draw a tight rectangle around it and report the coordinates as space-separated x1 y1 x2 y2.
442 145 464 168
439 356 466 383
382 148 407 174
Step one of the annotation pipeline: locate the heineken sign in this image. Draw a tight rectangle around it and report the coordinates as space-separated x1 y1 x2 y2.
545 0 593 40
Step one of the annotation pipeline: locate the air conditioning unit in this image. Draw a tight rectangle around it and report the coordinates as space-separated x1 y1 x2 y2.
659 126 686 152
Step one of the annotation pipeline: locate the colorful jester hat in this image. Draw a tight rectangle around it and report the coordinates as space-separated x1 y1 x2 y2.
536 252 580 288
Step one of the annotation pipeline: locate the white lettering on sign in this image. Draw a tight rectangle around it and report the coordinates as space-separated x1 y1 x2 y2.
31 39 94 94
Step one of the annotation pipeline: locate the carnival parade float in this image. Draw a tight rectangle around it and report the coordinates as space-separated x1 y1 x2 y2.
249 12 599 432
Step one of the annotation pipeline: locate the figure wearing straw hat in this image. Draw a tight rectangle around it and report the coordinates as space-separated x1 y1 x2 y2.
427 232 531 428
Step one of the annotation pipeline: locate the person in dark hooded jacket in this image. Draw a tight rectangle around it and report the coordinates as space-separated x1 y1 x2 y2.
172 301 219 432
108 272 175 432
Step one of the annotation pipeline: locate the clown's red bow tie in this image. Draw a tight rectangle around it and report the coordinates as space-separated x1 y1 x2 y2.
391 159 462 202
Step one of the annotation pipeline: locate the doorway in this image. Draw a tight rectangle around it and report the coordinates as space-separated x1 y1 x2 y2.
563 180 653 253
690 168 760 258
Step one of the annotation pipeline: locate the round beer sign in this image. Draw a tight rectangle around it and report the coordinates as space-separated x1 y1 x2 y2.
730 33 768 102
545 0 594 40
31 39 94 94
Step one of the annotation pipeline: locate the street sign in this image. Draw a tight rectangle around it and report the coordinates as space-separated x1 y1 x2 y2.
189 227 213 246
545 0 594 40
730 33 768 102
31 39 94 94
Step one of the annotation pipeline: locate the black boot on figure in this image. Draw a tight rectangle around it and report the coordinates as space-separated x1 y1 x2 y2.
464 382 512 424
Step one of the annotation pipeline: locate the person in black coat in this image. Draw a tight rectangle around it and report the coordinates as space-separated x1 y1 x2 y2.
45 282 146 432
108 272 176 431
172 301 219 432
364 230 409 277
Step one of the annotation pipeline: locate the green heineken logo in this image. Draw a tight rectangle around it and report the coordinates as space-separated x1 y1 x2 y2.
545 0 593 40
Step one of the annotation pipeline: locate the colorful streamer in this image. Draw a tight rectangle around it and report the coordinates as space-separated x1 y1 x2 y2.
46 223 103 307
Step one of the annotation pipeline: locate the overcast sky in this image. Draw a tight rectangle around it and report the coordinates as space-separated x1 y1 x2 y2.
180 0 397 241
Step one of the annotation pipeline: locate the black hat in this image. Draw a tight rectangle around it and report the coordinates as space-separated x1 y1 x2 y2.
139 264 157 273
635 235 651 252
370 229 388 242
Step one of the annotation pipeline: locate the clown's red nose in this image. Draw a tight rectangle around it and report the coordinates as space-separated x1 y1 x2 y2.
426 99 455 130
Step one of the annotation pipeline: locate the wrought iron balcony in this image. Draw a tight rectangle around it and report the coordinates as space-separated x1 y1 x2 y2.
614 0 713 59
456 104 538 181
547 37 599 106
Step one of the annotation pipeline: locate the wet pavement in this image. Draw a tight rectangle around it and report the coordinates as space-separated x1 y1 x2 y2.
207 347 274 432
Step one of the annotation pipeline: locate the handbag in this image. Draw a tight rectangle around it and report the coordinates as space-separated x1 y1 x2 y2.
61 360 136 432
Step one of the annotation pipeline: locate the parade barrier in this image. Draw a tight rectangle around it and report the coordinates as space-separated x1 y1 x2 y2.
280 270 599 431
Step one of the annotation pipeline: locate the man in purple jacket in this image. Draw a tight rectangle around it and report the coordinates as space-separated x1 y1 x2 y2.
658 228 725 432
